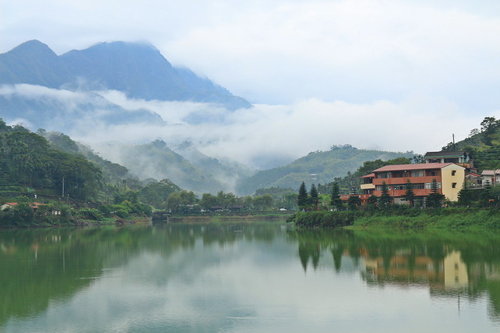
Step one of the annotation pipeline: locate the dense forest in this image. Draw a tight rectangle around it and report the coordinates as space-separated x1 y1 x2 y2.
0 119 102 201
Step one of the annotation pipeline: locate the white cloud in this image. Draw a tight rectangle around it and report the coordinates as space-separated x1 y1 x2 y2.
73 90 485 169
2 0 500 110
1 84 489 169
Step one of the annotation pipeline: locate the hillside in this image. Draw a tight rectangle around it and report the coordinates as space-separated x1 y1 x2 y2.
41 131 134 185
0 119 102 201
107 140 250 194
237 145 414 194
442 116 500 170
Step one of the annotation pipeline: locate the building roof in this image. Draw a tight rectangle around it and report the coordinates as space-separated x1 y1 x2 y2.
467 172 481 177
373 163 454 173
481 170 500 176
361 173 375 178
424 151 465 158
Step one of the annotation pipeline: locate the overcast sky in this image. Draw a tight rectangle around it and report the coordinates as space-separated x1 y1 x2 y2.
1 0 500 163
2 0 500 106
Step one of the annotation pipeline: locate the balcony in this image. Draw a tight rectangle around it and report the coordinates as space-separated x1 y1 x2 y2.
372 176 441 186
372 189 439 197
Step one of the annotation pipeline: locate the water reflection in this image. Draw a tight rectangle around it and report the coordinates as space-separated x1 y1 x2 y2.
0 224 499 332
291 229 500 322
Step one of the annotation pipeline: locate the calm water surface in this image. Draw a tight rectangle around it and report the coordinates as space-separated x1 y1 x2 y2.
1 222 500 333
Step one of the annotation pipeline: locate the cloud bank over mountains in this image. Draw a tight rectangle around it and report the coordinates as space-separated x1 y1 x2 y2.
1 83 485 170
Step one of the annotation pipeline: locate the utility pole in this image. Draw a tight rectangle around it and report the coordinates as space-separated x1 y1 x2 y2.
61 176 65 198
452 134 455 150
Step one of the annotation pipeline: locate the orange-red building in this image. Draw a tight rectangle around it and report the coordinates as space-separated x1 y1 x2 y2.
360 163 465 204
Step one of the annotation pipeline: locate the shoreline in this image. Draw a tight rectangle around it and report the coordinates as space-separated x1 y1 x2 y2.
167 214 289 223
0 216 152 229
290 208 500 230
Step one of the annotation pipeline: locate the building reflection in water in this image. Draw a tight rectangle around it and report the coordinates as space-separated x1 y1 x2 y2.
361 250 469 291
292 229 500 323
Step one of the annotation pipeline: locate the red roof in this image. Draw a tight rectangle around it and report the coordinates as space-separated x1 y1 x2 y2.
361 173 375 178
373 163 453 173
467 172 481 177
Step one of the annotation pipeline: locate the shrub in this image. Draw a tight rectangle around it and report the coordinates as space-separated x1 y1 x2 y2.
294 211 355 228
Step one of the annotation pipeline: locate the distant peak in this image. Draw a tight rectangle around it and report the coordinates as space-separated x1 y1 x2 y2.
8 40 56 56
88 40 157 51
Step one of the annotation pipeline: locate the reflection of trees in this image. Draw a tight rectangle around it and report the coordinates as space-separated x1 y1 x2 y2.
289 228 500 321
0 228 135 326
0 223 281 328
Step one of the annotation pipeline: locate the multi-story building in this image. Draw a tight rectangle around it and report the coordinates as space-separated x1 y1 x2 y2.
360 163 465 204
424 151 470 165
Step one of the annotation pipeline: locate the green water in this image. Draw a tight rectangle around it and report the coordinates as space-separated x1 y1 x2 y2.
1 222 499 332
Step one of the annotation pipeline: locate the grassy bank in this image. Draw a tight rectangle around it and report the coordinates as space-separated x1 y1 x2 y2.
352 208 500 230
290 207 500 230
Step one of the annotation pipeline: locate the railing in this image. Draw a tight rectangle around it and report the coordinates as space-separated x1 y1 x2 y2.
372 176 441 186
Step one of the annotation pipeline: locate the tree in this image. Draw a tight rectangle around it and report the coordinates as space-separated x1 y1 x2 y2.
480 116 498 133
166 191 197 213
480 116 499 145
379 182 392 208
331 182 343 210
253 194 274 210
310 184 319 210
404 179 415 207
431 178 439 193
347 195 361 210
200 193 218 210
298 182 308 210
138 179 180 209
426 179 445 208
469 128 480 137
367 194 378 207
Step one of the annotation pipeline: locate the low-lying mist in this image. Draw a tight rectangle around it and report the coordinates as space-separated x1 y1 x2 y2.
1 83 488 192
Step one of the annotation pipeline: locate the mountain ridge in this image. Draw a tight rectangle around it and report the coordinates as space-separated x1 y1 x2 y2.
0 40 250 109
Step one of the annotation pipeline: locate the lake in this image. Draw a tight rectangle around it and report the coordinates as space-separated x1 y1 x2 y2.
1 222 499 332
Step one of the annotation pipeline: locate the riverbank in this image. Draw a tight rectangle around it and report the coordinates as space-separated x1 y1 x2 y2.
290 208 500 230
352 208 499 230
167 214 289 223
0 215 152 229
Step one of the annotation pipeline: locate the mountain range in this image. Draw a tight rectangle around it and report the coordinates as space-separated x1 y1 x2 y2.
0 40 250 108
0 40 250 130
0 39 417 195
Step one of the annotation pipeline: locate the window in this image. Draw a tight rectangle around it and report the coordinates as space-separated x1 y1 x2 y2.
451 170 456 176
425 182 441 189
411 170 424 177
452 183 457 188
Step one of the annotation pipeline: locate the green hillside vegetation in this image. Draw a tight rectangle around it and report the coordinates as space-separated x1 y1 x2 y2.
238 145 413 195
0 119 185 226
41 131 134 185
0 119 102 201
442 116 500 170
137 179 181 209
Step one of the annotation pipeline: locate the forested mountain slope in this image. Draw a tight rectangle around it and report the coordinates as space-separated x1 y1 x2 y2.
237 145 413 194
